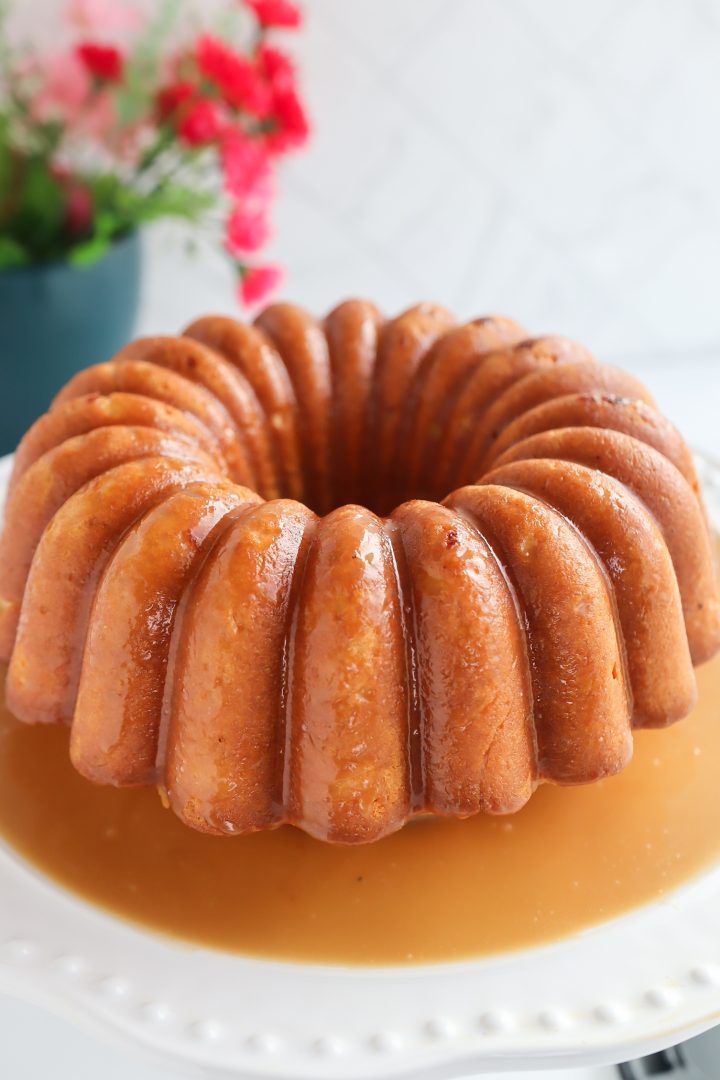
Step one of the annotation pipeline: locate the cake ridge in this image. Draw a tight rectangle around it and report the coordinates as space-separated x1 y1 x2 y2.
277 506 317 827
383 514 426 813
491 426 720 665
445 494 536 758
71 480 250 785
486 391 697 486
54 358 254 486
117 335 274 497
255 303 333 513
184 315 303 502
483 458 694 728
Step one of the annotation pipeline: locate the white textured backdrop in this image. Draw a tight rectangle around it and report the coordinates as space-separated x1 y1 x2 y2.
151 0 720 371
12 0 720 368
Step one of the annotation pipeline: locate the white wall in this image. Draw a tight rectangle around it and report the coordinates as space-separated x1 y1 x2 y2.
11 0 720 367
273 0 720 367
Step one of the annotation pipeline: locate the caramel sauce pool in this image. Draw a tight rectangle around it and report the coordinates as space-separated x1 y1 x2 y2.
0 653 719 965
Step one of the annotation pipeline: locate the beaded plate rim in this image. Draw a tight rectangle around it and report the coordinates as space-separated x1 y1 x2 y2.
0 451 719 1078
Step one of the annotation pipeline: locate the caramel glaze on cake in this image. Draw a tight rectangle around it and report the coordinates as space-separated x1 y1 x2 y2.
0 301 718 844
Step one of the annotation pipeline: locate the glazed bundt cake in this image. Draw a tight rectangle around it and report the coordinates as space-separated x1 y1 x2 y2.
1 301 718 843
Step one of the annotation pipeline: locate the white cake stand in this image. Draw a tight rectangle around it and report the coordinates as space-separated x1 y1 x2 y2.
0 452 719 1079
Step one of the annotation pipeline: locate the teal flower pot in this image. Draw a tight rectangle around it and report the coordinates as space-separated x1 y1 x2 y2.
0 230 141 456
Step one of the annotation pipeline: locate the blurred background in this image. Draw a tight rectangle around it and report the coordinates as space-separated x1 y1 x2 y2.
13 0 720 360
198 0 720 365
1 1 719 1077
3 0 720 356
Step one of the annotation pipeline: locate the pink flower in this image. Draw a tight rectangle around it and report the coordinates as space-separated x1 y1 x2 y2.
178 99 226 146
79 88 117 139
32 50 118 139
258 44 295 88
221 132 274 200
65 0 143 33
239 263 284 307
227 205 271 255
245 0 302 29
267 84 309 153
31 49 92 123
197 34 272 118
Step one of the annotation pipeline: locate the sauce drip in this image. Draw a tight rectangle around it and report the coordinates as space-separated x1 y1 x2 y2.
0 652 718 965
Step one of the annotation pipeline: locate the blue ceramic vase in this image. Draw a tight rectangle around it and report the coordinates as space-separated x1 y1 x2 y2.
0 230 141 456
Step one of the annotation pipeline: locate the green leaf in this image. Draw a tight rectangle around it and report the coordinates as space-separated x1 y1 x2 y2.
0 120 14 206
116 0 183 127
9 155 65 258
94 209 122 238
133 184 214 223
135 126 175 175
0 234 29 267
68 235 111 267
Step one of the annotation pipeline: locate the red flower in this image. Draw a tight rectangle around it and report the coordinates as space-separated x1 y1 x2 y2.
246 0 302 28
156 80 195 122
227 205 271 255
221 131 274 200
267 84 309 153
197 34 271 118
178 99 226 146
239 263 283 306
76 42 124 82
258 44 294 88
64 181 94 235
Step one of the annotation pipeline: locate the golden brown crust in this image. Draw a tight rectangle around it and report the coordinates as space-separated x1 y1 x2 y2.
486 391 699 488
368 303 455 512
6 457 218 726
184 316 304 502
1 300 718 842
54 358 251 484
430 336 593 500
493 428 720 665
286 506 410 842
254 304 333 513
117 337 277 498
475 362 655 476
162 499 311 835
399 318 527 502
0 426 216 661
446 484 633 783
484 458 696 727
10 392 224 489
70 482 255 786
391 501 536 814
323 299 384 507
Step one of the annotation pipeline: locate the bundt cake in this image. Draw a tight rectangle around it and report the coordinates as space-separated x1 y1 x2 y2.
0 301 718 843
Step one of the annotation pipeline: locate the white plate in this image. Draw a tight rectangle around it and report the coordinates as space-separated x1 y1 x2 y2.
0 452 719 1078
